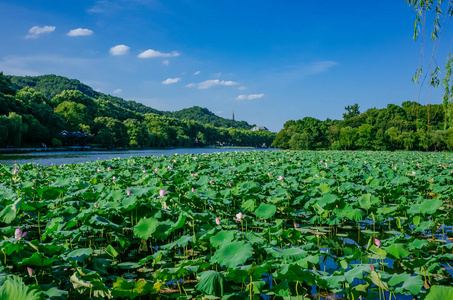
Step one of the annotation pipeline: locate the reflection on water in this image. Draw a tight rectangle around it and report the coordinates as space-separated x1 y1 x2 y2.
0 148 278 166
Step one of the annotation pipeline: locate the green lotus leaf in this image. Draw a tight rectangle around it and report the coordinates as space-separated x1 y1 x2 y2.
117 262 141 269
413 220 435 233
66 248 93 263
266 247 307 261
210 230 237 248
254 203 277 220
161 235 192 250
112 277 155 299
0 198 22 224
317 193 337 208
388 273 423 295
105 245 118 258
346 208 365 222
368 271 389 291
211 241 253 268
385 244 410 260
195 271 232 297
275 264 315 285
241 199 256 212
424 285 453 300
0 275 41 300
133 217 159 240
21 252 56 267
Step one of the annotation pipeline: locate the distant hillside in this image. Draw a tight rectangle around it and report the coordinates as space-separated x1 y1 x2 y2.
0 72 276 148
166 106 253 129
8 74 253 129
9 75 161 115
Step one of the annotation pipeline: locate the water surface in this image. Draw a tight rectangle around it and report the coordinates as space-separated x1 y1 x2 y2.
0 148 278 166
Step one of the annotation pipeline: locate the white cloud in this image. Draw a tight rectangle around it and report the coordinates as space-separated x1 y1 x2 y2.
25 26 55 39
236 93 265 101
162 60 169 65
67 28 94 36
238 86 246 90
109 45 130 55
185 79 239 89
162 78 181 85
308 61 338 75
138 49 180 58
113 89 122 94
193 71 200 75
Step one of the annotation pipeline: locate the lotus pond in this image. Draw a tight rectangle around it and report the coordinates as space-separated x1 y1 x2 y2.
0 150 452 300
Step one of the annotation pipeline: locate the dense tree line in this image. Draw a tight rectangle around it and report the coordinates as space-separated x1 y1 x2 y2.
272 102 453 151
0 72 275 148
8 74 252 129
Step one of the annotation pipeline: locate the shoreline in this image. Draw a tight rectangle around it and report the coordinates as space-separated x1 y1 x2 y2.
0 145 271 155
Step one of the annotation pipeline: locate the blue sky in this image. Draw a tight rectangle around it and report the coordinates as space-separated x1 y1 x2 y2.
0 0 449 131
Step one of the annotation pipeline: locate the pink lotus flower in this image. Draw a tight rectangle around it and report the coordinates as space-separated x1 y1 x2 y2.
277 175 284 181
155 167 159 172
158 189 167 198
215 217 221 225
15 228 27 241
191 173 195 177
112 176 117 181
369 265 375 271
127 190 131 196
209 180 213 184
143 169 146 173
374 238 381 248
294 222 298 228
235 212 244 222
27 267 34 276
94 202 99 208
12 168 19 175
107 167 112 171
228 182 231 187
191 187 195 192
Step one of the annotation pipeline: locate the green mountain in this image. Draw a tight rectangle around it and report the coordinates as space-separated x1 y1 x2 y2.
8 74 252 129
0 72 275 148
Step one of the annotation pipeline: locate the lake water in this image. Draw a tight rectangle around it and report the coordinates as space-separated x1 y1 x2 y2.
0 148 278 166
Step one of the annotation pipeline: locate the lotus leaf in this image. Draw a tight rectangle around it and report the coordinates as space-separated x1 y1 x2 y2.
211 241 253 268
195 271 232 297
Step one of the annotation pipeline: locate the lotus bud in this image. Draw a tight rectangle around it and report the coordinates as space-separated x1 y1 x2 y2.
127 190 131 196
374 238 381 248
191 187 195 192
159 189 167 198
14 228 27 241
12 168 19 175
27 267 34 276
94 202 98 208
369 265 375 271
215 217 221 225
155 167 159 172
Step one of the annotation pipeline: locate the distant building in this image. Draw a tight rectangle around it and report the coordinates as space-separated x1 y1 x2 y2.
59 130 93 146
251 126 269 132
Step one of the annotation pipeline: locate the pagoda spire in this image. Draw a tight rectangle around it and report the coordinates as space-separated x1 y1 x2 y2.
232 111 235 121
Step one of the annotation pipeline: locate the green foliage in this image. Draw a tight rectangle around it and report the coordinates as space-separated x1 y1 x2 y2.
0 276 41 300
273 101 447 151
0 73 275 148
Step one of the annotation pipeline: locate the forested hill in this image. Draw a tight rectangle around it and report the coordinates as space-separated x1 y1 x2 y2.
0 72 275 148
8 74 252 129
165 106 252 129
